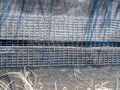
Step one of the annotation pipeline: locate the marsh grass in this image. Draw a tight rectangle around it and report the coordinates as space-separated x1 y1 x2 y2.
0 66 119 90
0 69 116 90
0 69 39 90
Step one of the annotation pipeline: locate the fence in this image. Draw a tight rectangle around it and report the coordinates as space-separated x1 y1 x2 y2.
0 16 120 67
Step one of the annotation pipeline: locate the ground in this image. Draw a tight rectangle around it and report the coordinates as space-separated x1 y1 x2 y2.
0 66 120 90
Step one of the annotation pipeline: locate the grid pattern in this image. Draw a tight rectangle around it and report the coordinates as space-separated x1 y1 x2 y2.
1 16 120 41
0 16 120 67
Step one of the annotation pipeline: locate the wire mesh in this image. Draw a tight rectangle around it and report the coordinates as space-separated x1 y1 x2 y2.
0 15 120 67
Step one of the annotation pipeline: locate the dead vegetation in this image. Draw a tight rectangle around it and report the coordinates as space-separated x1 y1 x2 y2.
0 67 119 90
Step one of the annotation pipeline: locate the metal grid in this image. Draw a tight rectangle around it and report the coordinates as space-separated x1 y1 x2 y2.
0 16 120 67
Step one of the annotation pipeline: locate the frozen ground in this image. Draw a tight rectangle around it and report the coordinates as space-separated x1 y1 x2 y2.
0 66 120 90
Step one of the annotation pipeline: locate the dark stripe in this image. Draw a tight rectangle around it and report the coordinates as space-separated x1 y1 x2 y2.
0 40 120 47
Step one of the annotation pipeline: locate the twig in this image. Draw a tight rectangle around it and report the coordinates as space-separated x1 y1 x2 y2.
55 82 57 90
116 78 119 90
